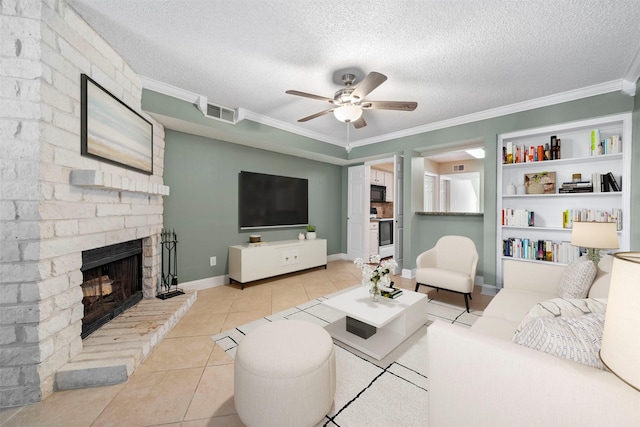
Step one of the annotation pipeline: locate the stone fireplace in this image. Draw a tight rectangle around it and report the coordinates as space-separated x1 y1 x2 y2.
80 239 144 339
0 1 176 408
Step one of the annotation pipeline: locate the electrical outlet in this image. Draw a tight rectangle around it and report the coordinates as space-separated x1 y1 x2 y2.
209 256 216 266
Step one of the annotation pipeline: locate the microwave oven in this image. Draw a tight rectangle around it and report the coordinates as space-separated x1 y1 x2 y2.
371 185 386 202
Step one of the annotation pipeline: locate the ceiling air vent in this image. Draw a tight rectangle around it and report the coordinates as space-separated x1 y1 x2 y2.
453 164 465 172
196 96 237 124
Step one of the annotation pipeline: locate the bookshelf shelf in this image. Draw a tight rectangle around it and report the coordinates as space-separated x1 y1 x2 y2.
496 113 632 287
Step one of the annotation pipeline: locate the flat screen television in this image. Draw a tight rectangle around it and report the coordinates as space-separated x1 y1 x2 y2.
239 171 309 230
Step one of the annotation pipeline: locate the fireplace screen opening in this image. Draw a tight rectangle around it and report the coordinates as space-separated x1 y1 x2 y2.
80 240 143 339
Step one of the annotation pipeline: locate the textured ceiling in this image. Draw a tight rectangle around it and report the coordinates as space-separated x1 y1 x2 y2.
67 0 640 148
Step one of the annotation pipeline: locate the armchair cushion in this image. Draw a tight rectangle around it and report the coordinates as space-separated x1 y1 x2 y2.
415 267 473 293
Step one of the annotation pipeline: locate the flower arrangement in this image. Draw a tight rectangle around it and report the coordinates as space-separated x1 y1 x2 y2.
354 254 397 301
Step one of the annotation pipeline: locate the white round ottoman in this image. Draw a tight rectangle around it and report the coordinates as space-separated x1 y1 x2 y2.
234 320 336 427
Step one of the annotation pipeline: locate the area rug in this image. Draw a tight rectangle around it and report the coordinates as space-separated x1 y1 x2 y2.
211 288 482 427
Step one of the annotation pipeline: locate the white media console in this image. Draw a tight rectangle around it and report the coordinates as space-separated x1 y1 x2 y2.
228 239 327 286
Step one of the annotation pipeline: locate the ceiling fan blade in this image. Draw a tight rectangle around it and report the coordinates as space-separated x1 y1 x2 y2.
361 101 417 111
286 90 333 103
298 108 335 122
350 72 387 101
352 116 367 129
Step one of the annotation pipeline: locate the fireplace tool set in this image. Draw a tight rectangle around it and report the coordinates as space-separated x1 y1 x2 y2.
157 228 184 300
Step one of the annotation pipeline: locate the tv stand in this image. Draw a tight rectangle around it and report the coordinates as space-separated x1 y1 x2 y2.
229 239 327 287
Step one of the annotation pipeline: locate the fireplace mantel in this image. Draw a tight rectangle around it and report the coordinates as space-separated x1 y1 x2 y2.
70 170 170 195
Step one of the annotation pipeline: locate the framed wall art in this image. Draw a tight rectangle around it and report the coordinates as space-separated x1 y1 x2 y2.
81 74 153 175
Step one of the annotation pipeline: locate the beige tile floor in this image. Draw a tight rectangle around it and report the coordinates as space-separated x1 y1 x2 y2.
1 260 492 427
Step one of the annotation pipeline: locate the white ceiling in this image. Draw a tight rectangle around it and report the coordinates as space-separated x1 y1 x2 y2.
67 0 640 150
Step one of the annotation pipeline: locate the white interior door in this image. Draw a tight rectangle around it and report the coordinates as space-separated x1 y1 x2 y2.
393 155 404 275
347 165 367 261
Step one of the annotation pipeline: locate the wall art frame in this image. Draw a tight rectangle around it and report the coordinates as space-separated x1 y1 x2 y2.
81 73 153 175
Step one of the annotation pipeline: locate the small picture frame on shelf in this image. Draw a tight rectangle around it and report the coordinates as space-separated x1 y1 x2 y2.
524 171 555 194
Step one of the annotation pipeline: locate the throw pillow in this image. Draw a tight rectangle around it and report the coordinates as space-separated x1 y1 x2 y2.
513 313 606 369
558 257 597 298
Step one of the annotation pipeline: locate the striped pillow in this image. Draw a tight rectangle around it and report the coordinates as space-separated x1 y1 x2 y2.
513 313 605 369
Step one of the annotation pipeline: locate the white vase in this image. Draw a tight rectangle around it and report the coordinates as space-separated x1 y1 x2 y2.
306 232 316 240
298 233 305 240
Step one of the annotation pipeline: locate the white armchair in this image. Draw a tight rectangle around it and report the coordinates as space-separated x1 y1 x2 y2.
414 236 478 312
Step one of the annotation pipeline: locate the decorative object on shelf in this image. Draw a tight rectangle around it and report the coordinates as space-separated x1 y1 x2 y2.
306 225 317 240
600 252 640 391
354 254 397 302
249 235 261 243
570 221 619 264
506 182 516 195
525 171 555 194
298 233 305 240
157 228 184 300
81 74 153 175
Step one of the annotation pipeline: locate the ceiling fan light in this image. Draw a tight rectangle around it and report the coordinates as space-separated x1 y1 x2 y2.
334 105 362 122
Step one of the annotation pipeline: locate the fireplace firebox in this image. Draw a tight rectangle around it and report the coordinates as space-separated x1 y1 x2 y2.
80 240 143 338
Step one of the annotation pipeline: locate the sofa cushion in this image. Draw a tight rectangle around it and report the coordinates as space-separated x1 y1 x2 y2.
483 288 556 324
515 297 607 332
512 313 606 369
559 257 597 298
589 255 613 298
471 316 520 340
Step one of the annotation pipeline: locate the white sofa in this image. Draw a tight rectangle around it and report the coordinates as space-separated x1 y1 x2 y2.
427 255 640 426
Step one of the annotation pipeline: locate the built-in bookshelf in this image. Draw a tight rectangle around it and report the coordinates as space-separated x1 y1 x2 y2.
496 113 632 287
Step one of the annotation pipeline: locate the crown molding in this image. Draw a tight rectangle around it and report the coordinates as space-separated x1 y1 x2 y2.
140 76 201 104
351 79 628 147
237 109 344 146
623 43 640 87
142 76 629 150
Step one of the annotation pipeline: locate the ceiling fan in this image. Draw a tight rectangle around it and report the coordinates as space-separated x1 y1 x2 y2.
286 72 417 129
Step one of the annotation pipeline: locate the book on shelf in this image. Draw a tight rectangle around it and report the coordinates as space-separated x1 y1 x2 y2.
559 180 593 193
590 172 621 192
589 130 622 156
501 209 534 227
562 208 622 230
607 172 621 191
502 238 580 263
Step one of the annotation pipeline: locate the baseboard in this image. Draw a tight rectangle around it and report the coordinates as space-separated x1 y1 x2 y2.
328 253 346 262
180 254 345 291
481 284 499 296
180 275 228 291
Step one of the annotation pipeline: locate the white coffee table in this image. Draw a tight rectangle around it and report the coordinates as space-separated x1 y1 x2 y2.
322 286 428 360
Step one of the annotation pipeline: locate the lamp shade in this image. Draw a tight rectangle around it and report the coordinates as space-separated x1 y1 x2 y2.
570 221 619 249
600 252 640 391
333 105 362 122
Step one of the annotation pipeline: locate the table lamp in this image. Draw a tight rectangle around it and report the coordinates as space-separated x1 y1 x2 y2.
570 221 619 264
600 252 640 391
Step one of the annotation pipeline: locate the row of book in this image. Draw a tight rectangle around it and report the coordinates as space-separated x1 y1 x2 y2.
502 238 582 264
503 135 561 164
558 172 621 194
562 208 622 230
590 130 622 156
592 172 621 192
381 288 403 299
501 209 535 227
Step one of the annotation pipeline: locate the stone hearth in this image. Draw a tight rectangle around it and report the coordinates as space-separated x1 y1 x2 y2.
55 292 195 390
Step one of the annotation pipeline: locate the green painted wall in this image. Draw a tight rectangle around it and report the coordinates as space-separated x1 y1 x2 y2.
163 130 343 283
148 87 637 287
346 91 636 285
